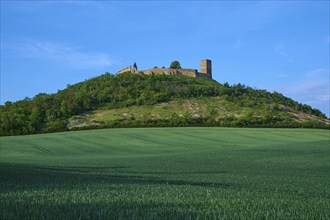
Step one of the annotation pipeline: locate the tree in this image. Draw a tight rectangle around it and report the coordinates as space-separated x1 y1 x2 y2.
29 107 43 132
169 60 181 69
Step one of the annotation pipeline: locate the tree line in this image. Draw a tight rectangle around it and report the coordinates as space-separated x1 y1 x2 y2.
0 72 327 136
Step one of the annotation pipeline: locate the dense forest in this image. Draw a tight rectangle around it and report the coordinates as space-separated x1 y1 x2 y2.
0 72 328 136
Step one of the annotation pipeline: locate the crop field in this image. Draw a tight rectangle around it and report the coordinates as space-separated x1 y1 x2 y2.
0 127 329 219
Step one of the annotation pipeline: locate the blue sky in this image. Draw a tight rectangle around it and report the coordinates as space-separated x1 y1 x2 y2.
1 1 329 116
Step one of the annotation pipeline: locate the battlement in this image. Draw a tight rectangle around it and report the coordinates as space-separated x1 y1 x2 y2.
117 59 212 79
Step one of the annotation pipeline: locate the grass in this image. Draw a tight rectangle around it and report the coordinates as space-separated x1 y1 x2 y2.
68 97 329 130
69 97 295 128
1 127 329 219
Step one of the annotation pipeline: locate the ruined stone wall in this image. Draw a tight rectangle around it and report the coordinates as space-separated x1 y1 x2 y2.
116 59 212 79
142 68 176 76
142 68 198 77
117 66 132 74
179 69 198 77
197 72 212 79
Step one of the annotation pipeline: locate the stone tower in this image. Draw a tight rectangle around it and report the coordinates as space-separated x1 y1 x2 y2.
200 59 212 77
132 62 138 73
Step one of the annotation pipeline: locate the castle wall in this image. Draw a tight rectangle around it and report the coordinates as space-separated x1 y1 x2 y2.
142 68 177 76
117 59 212 79
142 68 198 77
117 66 132 74
197 72 212 78
179 69 198 77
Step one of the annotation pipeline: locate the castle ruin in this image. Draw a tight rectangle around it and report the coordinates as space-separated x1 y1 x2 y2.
117 59 212 79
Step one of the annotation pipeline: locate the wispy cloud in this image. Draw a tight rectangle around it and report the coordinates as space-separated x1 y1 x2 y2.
2 1 52 12
274 42 294 63
287 80 329 104
9 40 118 70
61 1 115 11
305 68 327 78
269 68 329 115
288 69 329 104
4 1 114 12
230 1 292 33
275 73 288 79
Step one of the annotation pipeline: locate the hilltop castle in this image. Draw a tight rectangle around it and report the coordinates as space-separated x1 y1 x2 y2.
117 59 212 79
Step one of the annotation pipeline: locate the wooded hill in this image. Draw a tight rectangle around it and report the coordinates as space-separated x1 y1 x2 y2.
0 72 328 136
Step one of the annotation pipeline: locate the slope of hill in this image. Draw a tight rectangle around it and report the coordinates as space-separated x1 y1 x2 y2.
68 97 329 130
0 72 328 136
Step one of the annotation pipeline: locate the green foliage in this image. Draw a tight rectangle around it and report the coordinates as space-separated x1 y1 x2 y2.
1 128 329 219
169 60 182 69
44 119 68 133
0 73 328 136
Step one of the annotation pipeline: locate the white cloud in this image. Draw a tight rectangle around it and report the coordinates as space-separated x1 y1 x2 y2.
230 1 291 33
4 1 114 12
289 69 329 105
287 80 329 104
61 1 115 11
305 68 327 78
275 73 288 78
274 42 294 63
2 2 52 12
10 40 118 70
268 68 329 116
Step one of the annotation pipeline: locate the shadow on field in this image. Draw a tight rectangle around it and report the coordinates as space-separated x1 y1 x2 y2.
1 200 225 220
0 163 235 192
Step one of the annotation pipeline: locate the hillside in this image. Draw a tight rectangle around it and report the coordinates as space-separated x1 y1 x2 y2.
0 72 329 136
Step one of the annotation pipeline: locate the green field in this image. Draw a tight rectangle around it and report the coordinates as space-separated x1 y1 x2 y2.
1 128 329 219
